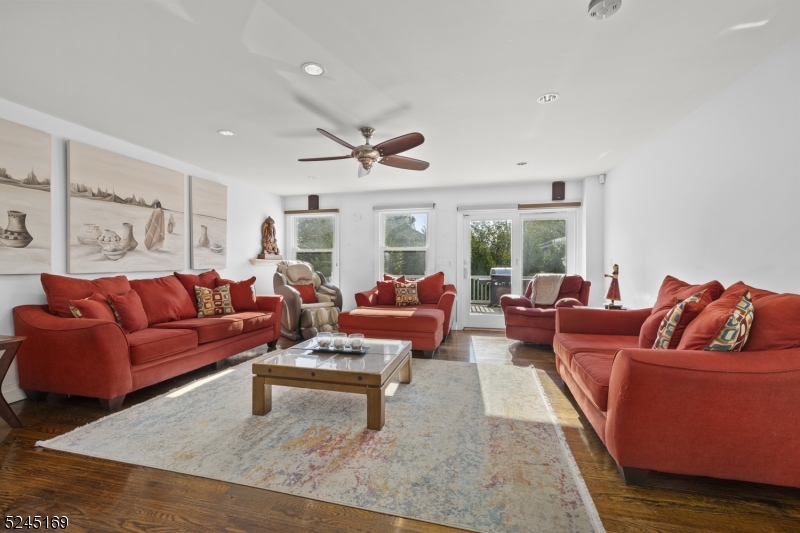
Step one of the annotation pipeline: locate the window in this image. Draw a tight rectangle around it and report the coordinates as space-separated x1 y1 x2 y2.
377 210 432 279
287 214 338 284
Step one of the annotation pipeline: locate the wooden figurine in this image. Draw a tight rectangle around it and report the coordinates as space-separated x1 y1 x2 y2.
258 216 282 259
604 264 622 309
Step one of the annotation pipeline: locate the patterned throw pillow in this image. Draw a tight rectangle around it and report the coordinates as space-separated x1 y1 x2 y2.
653 291 706 349
195 284 235 317
394 281 420 306
705 291 754 351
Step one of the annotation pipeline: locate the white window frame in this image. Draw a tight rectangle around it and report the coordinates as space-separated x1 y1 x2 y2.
376 208 434 281
286 213 340 286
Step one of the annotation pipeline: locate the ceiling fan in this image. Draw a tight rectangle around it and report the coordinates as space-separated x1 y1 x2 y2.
299 127 430 178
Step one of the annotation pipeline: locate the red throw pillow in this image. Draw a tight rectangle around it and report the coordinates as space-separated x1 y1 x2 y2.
638 275 725 348
174 270 221 309
217 277 258 312
377 280 399 305
290 284 318 304
744 293 800 351
416 271 445 304
383 274 407 282
677 288 752 351
41 273 131 318
107 290 149 333
130 275 197 326
68 292 117 322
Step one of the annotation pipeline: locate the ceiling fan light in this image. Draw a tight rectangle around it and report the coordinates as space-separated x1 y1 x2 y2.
302 63 325 76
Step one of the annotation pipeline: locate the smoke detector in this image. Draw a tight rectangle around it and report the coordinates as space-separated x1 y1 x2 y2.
588 0 622 20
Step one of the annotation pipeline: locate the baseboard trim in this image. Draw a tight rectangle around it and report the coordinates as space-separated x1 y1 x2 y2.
2 383 26 404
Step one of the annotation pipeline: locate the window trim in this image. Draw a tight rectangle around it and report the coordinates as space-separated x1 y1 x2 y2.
376 208 434 280
285 212 340 286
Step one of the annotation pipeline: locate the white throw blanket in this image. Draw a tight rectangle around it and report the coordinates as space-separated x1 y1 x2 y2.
531 274 565 305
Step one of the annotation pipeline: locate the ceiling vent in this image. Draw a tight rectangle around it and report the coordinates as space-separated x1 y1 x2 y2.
588 0 622 20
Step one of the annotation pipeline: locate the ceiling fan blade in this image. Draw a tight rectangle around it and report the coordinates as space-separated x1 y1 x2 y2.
317 128 355 150
378 155 430 171
374 132 424 157
298 155 352 162
358 165 371 178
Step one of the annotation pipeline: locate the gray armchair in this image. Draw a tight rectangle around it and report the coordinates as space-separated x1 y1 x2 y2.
273 260 342 340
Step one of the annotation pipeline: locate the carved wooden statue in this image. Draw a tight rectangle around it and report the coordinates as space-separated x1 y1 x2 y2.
604 263 622 309
258 216 281 259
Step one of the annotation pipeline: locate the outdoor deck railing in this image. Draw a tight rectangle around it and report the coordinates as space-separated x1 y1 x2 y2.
470 275 535 303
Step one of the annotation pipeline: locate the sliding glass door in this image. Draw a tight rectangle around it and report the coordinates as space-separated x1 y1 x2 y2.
460 209 577 329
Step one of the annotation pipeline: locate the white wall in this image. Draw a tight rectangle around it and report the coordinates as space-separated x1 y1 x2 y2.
284 179 604 313
0 97 283 403
604 34 800 309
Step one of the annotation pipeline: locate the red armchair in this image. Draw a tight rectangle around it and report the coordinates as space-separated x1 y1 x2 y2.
500 275 591 345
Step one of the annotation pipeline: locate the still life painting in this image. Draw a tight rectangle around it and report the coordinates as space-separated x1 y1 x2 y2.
0 118 51 275
67 141 184 273
189 176 227 269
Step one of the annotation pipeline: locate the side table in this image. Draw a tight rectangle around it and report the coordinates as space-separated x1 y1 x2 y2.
0 335 26 428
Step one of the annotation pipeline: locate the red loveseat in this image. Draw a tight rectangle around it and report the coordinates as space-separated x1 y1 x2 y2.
554 277 800 488
339 273 457 357
13 272 282 411
500 275 591 345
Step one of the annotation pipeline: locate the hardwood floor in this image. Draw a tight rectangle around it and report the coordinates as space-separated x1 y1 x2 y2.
2 330 798 532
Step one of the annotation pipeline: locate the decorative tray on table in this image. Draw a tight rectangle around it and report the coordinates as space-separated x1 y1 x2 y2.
306 342 371 355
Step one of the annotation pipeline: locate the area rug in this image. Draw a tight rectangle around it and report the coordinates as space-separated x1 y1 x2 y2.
39 356 604 533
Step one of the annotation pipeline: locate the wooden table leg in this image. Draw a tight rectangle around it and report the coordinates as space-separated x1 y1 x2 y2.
252 376 272 416
366 386 385 430
398 354 412 384
0 342 23 428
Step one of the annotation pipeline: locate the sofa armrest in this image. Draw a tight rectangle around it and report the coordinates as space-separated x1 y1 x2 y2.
12 305 132 399
355 287 379 308
256 295 283 316
556 307 651 336
437 284 457 336
500 295 531 312
606 348 800 487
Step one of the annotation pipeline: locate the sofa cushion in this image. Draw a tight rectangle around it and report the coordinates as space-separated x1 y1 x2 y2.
174 270 221 309
130 276 197 325
41 273 131 318
556 333 639 357
639 276 725 348
152 317 243 344
504 307 556 328
224 312 274 333
744 293 800 351
195 285 235 317
127 328 198 365
571 352 614 412
218 277 258 312
290 283 318 304
108 290 149 334
652 290 713 349
417 271 445 304
555 298 583 308
677 289 753 351
68 293 117 322
339 307 444 333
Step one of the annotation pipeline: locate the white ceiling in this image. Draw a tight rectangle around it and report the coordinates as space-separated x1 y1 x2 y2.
0 1 797 196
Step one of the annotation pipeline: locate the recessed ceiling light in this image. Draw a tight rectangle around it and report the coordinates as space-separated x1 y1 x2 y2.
308 176 317 179
217 130 234 136
537 93 559 104
517 162 527 166
302 62 325 76
588 0 622 20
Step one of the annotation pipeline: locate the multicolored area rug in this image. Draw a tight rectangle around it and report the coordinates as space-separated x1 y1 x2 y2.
40 356 604 533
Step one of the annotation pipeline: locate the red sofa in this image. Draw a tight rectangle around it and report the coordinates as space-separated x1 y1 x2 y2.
13 272 282 411
554 277 800 488
339 275 457 357
500 275 591 345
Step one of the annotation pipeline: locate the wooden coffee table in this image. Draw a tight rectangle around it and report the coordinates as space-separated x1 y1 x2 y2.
252 338 412 430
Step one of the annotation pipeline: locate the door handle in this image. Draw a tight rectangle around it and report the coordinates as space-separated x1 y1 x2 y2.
463 267 467 279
